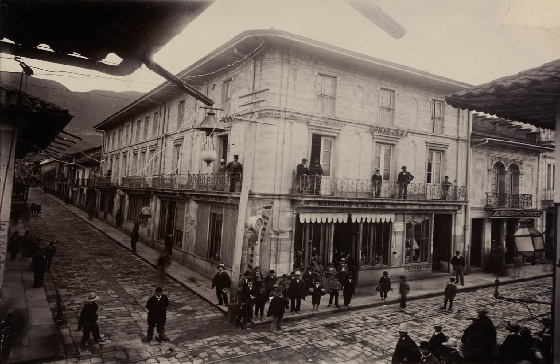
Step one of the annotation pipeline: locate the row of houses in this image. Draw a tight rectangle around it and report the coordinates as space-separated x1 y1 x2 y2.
41 30 555 285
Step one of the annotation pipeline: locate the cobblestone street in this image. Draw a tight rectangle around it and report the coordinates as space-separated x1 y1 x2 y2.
29 190 552 364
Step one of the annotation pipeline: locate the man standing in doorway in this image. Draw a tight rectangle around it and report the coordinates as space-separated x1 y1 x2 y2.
371 168 383 197
397 166 414 199
309 157 323 195
226 155 243 192
296 158 310 193
450 251 465 286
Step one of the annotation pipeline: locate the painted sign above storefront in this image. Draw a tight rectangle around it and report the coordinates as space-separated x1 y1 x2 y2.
369 126 409 137
300 200 385 209
489 209 542 218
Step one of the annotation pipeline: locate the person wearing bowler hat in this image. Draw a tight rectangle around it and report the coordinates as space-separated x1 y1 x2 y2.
240 274 256 325
399 276 410 310
371 168 383 197
419 341 440 364
326 266 341 309
287 271 306 314
78 292 104 346
302 266 315 291
146 287 169 342
264 269 277 296
309 277 327 312
226 155 243 192
296 158 310 193
392 322 421 364
429 318 448 361
338 257 349 282
439 338 463 364
499 322 524 364
267 284 287 332
397 166 414 199
211 263 231 306
342 272 356 307
378 271 392 301
252 266 264 291
441 277 457 312
461 308 496 363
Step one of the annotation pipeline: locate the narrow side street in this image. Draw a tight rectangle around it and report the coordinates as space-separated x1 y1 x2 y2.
23 189 553 363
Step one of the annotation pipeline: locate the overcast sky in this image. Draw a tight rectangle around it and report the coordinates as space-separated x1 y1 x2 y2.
2 0 560 94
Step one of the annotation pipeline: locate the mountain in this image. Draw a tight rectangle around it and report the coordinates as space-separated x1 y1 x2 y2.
0 71 143 150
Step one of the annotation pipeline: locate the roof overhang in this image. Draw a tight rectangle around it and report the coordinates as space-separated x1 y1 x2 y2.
471 136 554 154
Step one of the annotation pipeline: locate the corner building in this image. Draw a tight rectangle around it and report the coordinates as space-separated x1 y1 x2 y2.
95 30 471 284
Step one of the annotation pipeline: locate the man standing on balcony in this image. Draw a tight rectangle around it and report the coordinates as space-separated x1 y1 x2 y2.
226 155 243 192
442 176 453 200
450 251 465 286
309 157 323 195
371 168 382 197
296 158 309 193
397 166 414 199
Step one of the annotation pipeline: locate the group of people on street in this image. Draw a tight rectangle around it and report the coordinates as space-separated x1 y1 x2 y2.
7 230 56 288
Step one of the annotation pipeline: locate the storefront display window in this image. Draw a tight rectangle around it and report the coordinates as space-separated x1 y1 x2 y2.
361 221 391 268
405 215 430 263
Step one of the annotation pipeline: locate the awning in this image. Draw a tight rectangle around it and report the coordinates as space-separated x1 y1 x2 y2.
351 213 394 223
299 213 348 223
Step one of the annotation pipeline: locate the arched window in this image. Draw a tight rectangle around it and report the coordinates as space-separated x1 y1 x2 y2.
508 164 520 194
491 162 506 193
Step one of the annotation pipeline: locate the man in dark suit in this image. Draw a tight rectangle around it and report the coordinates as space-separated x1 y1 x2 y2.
287 271 306 313
371 168 383 197
226 155 243 192
296 159 309 193
397 166 414 199
211 263 231 305
450 251 465 285
146 287 169 342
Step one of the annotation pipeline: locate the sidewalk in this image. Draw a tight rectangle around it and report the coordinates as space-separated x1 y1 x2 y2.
1 260 64 363
46 192 553 326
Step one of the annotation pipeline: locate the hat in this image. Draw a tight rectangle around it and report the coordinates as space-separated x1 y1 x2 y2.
420 341 430 350
269 270 275 274
506 321 520 332
449 277 455 281
433 318 442 327
340 257 346 261
302 158 308 162
272 284 279 288
155 287 163 293
234 155 239 159
444 175 449 179
281 274 287 278
398 323 408 332
383 271 388 276
402 166 407 169
220 159 225 163
443 338 458 348
294 271 301 275
85 292 100 302
314 278 321 282
400 275 407 280
375 168 380 171
244 270 252 277
216 263 225 268
307 266 313 271
477 308 488 315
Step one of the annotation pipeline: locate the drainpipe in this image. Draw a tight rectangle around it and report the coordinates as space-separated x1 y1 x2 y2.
464 111 472 274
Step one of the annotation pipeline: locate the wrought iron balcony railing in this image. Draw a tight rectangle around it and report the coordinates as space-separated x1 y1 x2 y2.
122 172 242 193
95 176 118 187
291 174 466 201
485 192 532 209
542 189 554 202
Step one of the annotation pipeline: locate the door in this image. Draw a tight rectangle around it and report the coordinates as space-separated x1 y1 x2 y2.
433 214 452 272
470 218 484 267
505 219 518 264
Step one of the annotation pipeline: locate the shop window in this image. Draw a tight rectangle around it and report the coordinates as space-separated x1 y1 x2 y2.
316 74 336 116
378 89 394 125
427 150 443 184
374 143 392 181
157 200 176 241
405 215 430 263
361 222 392 268
311 134 333 176
431 100 445 134
208 210 223 262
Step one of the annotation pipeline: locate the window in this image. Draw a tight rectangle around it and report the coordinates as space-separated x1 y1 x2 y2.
177 100 185 130
127 197 150 226
378 89 395 125
361 221 392 267
132 153 138 175
208 210 223 261
374 143 392 181
316 74 336 116
144 116 150 140
153 112 159 137
140 151 146 176
158 200 176 240
508 164 520 194
112 131 116 149
431 100 445 134
546 163 555 190
491 162 506 193
136 120 141 142
427 150 443 184
114 156 119 177
147 149 155 176
406 215 430 263
174 202 185 248
311 134 333 176
172 144 182 174
122 154 128 177
125 124 130 145
118 128 122 147
222 79 232 111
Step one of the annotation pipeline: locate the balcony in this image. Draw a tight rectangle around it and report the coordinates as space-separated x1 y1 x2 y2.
122 172 242 193
485 192 532 209
291 175 466 201
95 176 118 187
542 189 554 202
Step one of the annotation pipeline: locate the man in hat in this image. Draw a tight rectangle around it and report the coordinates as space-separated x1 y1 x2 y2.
439 338 463 364
264 269 277 296
429 318 447 360
32 248 47 288
326 266 341 309
338 257 349 282
461 308 496 363
419 341 440 364
252 266 264 291
302 266 315 291
219 159 226 172
371 168 383 197
287 271 306 314
44 241 57 270
241 277 256 324
442 176 453 200
397 166 414 199
309 157 323 194
211 263 231 306
342 272 356 307
392 323 421 364
226 155 243 192
476 308 497 361
441 277 457 312
130 222 140 252
146 287 169 342
267 284 287 332
399 276 410 310
78 292 104 346
499 322 524 364
450 251 465 286
296 158 310 193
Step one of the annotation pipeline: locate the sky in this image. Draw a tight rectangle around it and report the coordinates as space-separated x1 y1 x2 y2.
1 0 560 94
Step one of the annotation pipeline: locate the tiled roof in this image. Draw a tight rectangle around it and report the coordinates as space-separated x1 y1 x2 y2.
0 83 70 115
446 59 560 129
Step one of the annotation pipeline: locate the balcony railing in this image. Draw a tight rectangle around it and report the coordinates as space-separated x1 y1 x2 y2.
542 189 554 201
291 174 466 201
122 172 242 193
485 192 532 209
95 176 118 187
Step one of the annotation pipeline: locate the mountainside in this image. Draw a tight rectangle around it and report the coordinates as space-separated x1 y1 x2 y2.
0 71 143 150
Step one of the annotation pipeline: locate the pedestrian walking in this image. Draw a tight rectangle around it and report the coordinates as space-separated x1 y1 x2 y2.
342 272 355 307
397 166 414 199
115 208 123 228
267 284 287 333
441 277 457 312
164 233 173 254
439 338 463 364
44 241 56 270
450 251 465 286
499 322 524 364
7 232 20 260
429 318 447 361
326 270 341 309
264 269 277 296
399 276 410 310
252 266 264 291
392 323 421 364
211 263 231 306
254 285 268 321
419 341 440 364
88 201 96 220
130 222 139 252
287 271 306 314
77 292 104 346
378 270 392 301
156 252 171 281
32 249 47 288
146 287 169 342
309 278 326 312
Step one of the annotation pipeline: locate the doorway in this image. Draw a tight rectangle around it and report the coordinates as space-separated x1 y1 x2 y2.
505 219 519 264
333 222 359 279
470 219 484 267
433 214 452 272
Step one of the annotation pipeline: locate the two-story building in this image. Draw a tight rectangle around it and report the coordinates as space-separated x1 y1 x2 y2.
94 29 472 283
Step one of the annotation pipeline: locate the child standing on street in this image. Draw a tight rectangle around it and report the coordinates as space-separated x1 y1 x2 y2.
399 275 410 310
309 278 326 312
378 271 392 301
441 277 457 312
254 285 269 321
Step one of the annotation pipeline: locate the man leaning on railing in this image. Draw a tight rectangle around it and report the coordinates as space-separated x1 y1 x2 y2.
296 158 309 194
442 176 453 200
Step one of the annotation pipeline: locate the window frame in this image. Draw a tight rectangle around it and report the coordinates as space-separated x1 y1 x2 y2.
431 99 445 134
208 207 224 262
177 100 186 130
378 88 395 125
374 143 393 181
426 149 443 184
316 74 336 116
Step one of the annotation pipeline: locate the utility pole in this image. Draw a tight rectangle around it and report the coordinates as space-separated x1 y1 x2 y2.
228 117 257 322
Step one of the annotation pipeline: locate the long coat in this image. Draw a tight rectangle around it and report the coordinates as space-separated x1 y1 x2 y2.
444 283 457 299
343 277 356 295
78 302 98 327
267 295 287 318
146 294 169 326
211 271 231 290
499 333 524 364
392 335 421 364
379 276 391 292
429 331 448 359
288 278 307 299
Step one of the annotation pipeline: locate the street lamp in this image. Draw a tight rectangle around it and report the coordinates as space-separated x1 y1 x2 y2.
194 109 226 167
513 218 545 265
